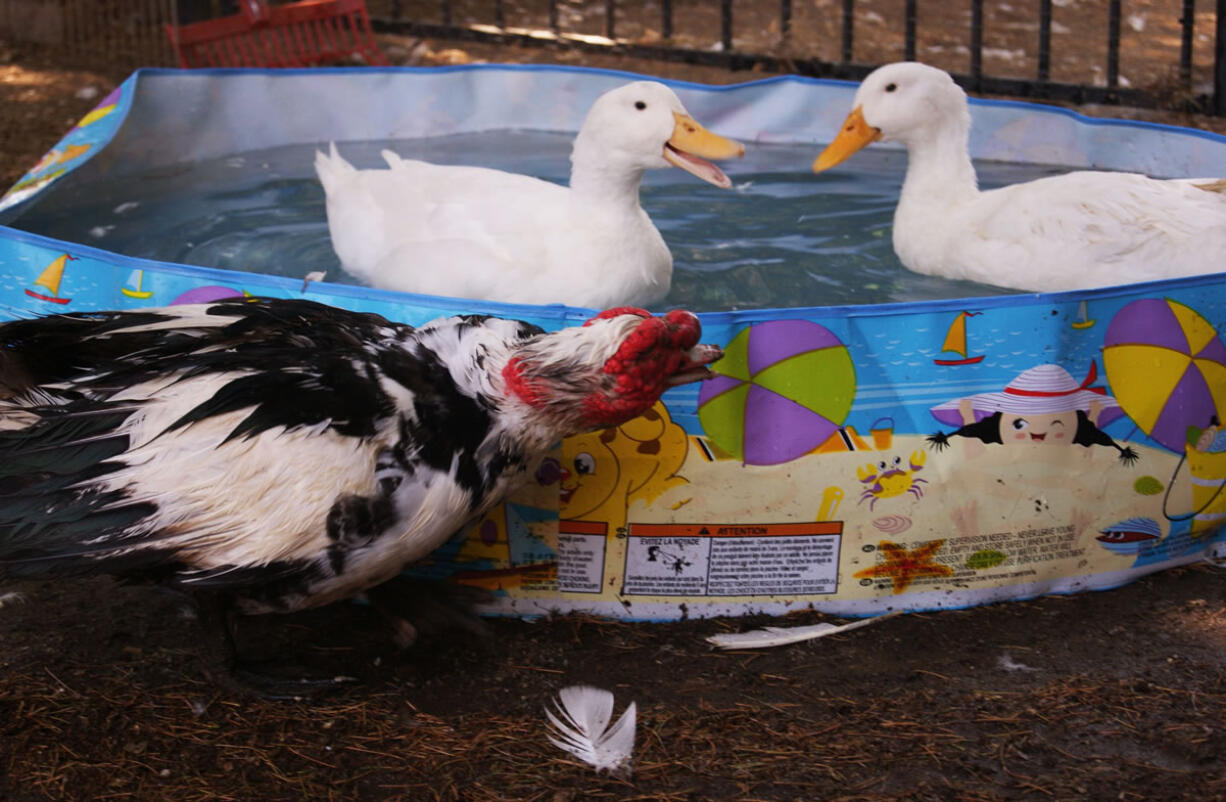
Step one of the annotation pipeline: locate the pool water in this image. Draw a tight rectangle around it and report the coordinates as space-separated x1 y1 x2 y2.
11 132 1072 310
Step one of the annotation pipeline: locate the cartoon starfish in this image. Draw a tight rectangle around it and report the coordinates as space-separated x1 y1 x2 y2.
854 539 953 594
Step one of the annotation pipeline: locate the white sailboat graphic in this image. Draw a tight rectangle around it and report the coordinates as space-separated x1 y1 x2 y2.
1071 299 1095 330
121 269 153 299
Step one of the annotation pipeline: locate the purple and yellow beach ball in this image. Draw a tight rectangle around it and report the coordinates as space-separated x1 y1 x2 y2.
1103 298 1226 453
698 320 856 465
171 285 245 305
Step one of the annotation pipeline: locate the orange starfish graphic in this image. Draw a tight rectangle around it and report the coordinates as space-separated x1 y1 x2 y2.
854 539 953 594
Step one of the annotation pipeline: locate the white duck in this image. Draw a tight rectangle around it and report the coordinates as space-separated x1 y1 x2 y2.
813 61 1226 292
316 81 744 308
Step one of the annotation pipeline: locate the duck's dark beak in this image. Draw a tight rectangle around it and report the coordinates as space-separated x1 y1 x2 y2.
667 343 724 386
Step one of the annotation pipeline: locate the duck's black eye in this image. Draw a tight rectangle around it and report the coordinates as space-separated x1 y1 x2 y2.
885 82 897 92
635 100 647 110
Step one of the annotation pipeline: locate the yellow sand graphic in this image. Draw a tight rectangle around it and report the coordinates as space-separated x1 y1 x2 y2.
601 432 1180 603
450 419 1190 611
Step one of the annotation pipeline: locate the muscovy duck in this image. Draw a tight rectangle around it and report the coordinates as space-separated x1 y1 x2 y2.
0 298 721 692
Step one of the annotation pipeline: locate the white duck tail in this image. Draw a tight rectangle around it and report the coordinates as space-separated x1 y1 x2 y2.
315 142 392 287
314 142 356 197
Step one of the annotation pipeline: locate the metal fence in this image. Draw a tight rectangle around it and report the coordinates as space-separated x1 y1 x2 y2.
2 1 1223 114
0 0 179 68
370 0 1226 115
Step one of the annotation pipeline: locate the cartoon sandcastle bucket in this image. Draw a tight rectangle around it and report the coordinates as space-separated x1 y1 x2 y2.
1185 441 1226 536
869 417 895 451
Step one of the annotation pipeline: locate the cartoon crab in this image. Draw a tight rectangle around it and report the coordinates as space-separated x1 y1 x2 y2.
857 451 927 509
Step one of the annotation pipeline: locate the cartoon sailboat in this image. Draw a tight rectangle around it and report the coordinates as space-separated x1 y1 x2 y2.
121 269 153 299
1071 299 1095 330
933 311 985 365
24 253 76 305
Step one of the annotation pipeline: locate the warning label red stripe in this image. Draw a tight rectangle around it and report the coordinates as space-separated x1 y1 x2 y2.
628 522 843 537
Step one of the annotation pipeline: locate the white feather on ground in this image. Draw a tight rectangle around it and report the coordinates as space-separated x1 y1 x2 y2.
545 685 636 777
706 609 904 650
0 591 26 610
997 653 1040 672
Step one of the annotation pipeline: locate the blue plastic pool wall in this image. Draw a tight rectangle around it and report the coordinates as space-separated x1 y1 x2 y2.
2 65 1225 621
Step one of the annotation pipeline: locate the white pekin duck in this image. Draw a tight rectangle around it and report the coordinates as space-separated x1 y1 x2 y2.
813 61 1226 292
315 81 745 308
0 298 721 693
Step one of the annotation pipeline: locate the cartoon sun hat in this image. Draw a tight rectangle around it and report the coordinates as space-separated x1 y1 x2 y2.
930 362 1124 428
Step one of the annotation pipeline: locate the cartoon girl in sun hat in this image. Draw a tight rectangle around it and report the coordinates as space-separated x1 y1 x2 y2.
927 362 1139 464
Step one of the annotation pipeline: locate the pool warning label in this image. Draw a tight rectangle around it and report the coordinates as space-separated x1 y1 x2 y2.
622 522 842 597
557 520 608 594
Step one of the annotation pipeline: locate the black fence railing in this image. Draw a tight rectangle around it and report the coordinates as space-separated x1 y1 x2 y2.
0 0 178 69
372 0 1226 115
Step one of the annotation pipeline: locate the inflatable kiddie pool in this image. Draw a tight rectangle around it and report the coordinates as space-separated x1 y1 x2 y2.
2 65 1224 621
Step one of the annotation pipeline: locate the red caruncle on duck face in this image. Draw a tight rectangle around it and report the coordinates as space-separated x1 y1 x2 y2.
501 306 721 432
581 308 709 426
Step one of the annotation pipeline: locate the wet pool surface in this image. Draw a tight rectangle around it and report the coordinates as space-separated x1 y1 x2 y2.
12 132 1074 311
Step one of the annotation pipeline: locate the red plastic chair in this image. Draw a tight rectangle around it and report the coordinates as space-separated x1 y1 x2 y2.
165 0 389 68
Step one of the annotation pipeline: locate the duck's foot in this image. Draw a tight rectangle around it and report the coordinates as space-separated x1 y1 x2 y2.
192 592 358 700
225 664 358 702
363 576 492 649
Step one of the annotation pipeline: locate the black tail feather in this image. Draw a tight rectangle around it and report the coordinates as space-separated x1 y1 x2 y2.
0 397 157 577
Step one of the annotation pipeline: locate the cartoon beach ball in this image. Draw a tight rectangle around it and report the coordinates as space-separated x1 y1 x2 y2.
698 319 855 465
171 285 245 305
1103 298 1226 453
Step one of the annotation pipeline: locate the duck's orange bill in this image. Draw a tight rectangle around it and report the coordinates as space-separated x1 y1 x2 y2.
812 106 882 173
664 112 745 188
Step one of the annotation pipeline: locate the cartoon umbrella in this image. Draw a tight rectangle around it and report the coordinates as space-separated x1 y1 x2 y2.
698 319 855 465
1102 298 1226 453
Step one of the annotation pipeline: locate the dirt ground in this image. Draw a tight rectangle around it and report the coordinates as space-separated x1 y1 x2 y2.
0 563 1222 801
3 7 1226 800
